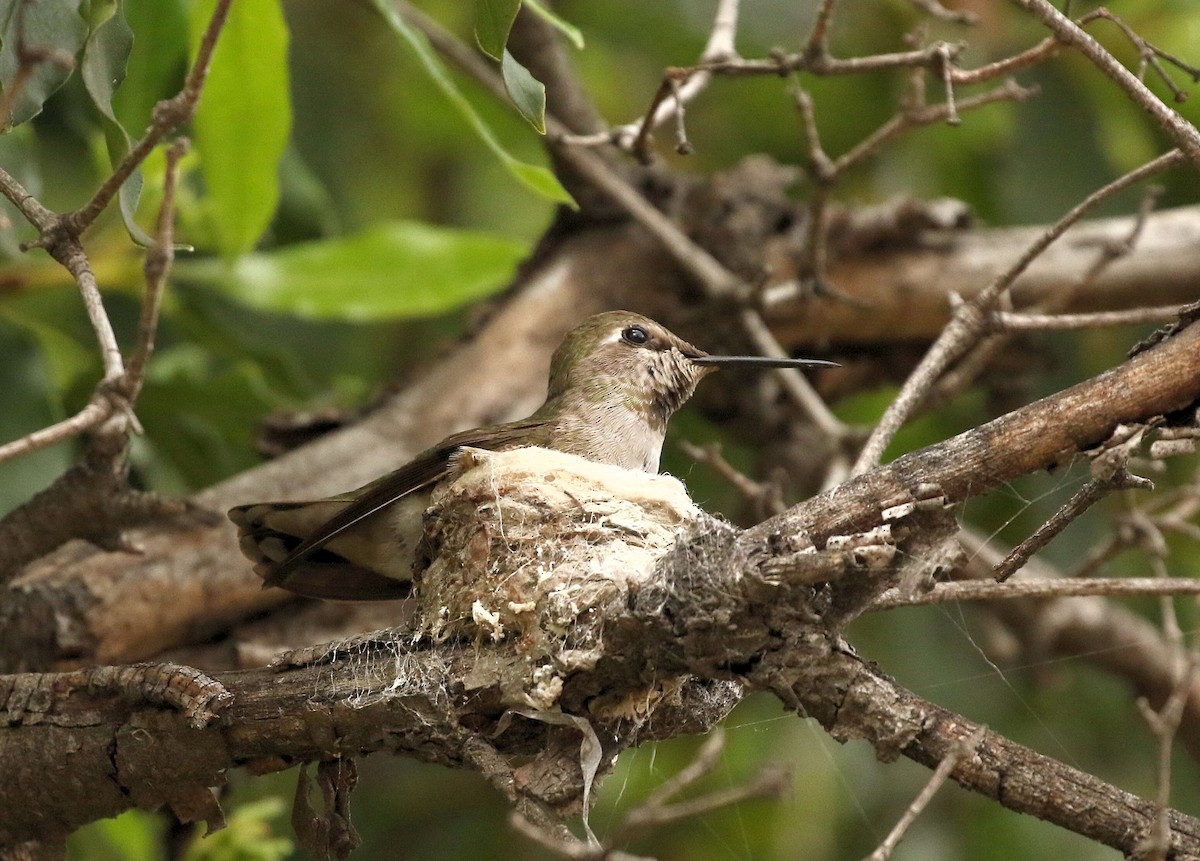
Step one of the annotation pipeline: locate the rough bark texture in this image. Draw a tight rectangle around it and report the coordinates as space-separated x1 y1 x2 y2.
4 200 1197 672
750 308 1200 547
2 311 1198 855
792 202 1200 346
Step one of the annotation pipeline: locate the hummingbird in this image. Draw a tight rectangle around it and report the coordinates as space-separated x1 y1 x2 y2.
229 311 836 601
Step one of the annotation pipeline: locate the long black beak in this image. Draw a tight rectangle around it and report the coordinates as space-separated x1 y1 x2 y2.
691 355 840 370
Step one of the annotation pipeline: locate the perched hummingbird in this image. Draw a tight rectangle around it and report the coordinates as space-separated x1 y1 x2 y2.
229 311 836 601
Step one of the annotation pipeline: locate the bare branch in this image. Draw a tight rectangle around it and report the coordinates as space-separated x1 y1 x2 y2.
863 727 986 861
948 38 1058 85
681 440 785 518
58 0 232 236
909 0 978 26
559 0 740 152
871 577 1200 611
991 306 1182 331
851 148 1186 475
1078 7 1200 105
1133 632 1200 860
806 0 838 57
0 0 232 476
1009 0 1200 167
738 306 848 442
0 401 111 465
995 426 1155 582
125 139 189 400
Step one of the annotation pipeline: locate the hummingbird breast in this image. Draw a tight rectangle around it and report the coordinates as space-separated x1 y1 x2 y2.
537 349 706 473
549 399 667 472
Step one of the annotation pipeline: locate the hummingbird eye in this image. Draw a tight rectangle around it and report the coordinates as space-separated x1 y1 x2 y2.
621 325 650 346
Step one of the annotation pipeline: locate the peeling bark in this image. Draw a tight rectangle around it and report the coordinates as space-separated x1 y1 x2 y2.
4 202 1197 672
2 313 1198 854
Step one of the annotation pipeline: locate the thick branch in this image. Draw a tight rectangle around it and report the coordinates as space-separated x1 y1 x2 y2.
5 497 1200 856
0 226 630 669
782 203 1200 348
756 314 1200 548
759 641 1200 857
4 211 1199 670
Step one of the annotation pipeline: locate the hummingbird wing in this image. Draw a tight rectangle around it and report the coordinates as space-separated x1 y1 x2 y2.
229 418 551 600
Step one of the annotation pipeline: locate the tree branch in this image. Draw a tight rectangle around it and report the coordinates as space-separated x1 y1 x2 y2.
1010 0 1200 168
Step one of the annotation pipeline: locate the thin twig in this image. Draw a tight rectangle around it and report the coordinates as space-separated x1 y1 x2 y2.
1078 7 1200 104
0 402 111 465
508 814 650 861
738 307 847 441
930 183 1161 415
618 730 786 837
870 577 1200 611
57 0 233 237
948 38 1059 85
563 0 739 153
667 76 693 155
625 767 788 831
47 238 126 381
1010 0 1200 167
125 139 189 400
805 0 839 58
0 166 59 233
934 42 960 125
560 5 1055 154
790 86 839 303
680 440 785 517
909 0 978 25
1131 542 1200 861
835 79 1035 177
639 729 726 811
863 727 986 861
994 469 1152 583
551 139 742 297
508 729 786 861
0 0 234 467
394 14 729 295
794 87 833 180
850 148 1186 475
691 40 967 79
991 306 1182 331
789 77 1032 300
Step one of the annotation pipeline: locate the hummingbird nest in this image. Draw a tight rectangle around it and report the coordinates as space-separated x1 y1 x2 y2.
413 446 711 711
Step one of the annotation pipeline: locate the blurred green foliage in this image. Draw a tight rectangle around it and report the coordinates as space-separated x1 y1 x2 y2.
2 0 1197 859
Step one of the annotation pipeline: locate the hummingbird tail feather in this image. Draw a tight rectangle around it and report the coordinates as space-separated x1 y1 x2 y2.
228 501 413 601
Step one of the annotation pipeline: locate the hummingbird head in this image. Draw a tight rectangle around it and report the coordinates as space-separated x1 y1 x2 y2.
546 311 713 428
547 311 837 432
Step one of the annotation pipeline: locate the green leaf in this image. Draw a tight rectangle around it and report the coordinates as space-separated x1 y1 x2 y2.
501 49 545 134
369 0 574 207
189 0 291 257
0 0 88 127
81 1 129 125
188 221 527 320
523 0 583 49
183 798 292 861
111 0 188 132
504 155 572 201
81 0 155 245
474 0 521 61
81 810 164 861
